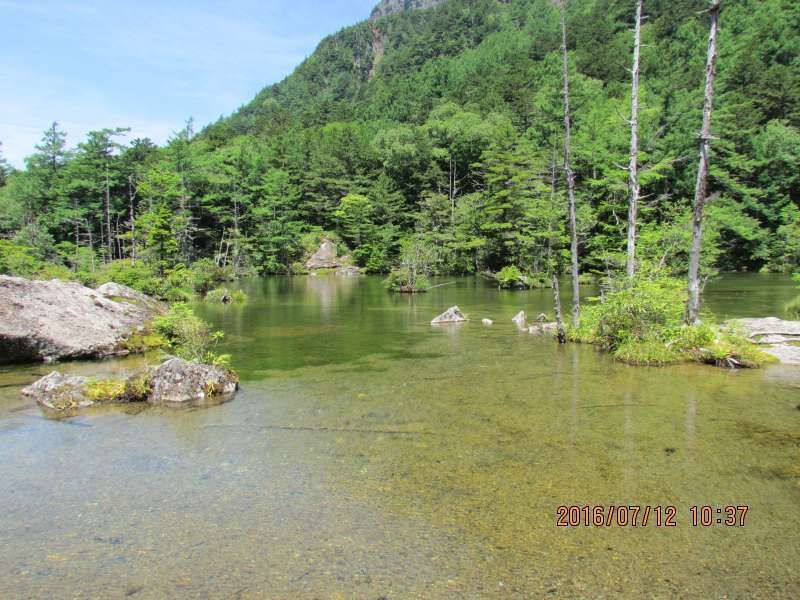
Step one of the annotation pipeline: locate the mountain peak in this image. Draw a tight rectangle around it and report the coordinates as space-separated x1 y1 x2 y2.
370 0 449 20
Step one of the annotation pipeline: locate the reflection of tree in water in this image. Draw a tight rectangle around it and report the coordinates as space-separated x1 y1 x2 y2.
303 275 358 316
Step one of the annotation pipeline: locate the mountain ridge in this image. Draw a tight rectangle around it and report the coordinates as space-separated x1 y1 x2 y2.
370 0 450 20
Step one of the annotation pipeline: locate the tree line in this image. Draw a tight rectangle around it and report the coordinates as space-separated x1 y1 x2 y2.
0 0 797 311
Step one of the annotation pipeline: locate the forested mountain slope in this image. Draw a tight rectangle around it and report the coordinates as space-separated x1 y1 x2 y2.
1 0 798 282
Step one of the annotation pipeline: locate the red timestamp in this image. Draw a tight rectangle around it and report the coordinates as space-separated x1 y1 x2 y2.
689 505 749 527
556 505 678 528
556 505 751 528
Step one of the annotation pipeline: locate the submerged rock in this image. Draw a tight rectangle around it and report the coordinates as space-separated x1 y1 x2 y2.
431 306 468 325
0 276 159 365
21 371 92 411
148 358 239 405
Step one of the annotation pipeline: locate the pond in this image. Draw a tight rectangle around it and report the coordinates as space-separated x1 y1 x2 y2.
0 274 798 597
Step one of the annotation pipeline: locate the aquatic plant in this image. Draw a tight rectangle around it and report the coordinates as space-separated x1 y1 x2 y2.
84 379 128 403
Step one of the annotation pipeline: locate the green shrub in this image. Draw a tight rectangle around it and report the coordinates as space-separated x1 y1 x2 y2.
80 260 197 302
788 273 800 318
496 266 526 289
385 267 430 293
614 339 682 366
0 240 72 280
386 237 439 293
152 303 231 366
787 296 800 318
570 276 769 368
528 273 553 289
205 287 248 304
570 277 687 350
124 373 152 401
188 258 234 296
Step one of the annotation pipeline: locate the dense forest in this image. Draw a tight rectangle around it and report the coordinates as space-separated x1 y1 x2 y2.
1 0 798 297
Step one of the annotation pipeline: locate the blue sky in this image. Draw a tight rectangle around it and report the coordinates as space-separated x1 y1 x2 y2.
0 0 377 167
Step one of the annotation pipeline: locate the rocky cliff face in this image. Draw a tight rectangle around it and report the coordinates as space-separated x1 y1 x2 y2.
371 0 449 20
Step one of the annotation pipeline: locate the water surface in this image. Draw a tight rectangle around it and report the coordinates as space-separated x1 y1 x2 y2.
0 274 798 598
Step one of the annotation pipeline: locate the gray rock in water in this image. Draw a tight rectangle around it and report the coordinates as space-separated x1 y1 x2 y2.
529 323 558 336
305 239 341 270
21 371 92 411
431 306 468 325
763 345 800 365
482 318 494 326
730 317 800 366
733 318 800 340
148 358 239 405
512 311 527 328
0 276 159 365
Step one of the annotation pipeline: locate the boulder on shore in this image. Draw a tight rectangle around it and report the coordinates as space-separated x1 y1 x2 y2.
0 276 159 365
431 306 468 325
148 358 239 405
96 281 164 312
305 239 341 270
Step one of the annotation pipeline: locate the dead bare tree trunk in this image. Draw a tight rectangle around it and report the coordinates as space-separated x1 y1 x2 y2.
87 225 96 272
129 175 137 265
549 151 567 344
560 3 581 327
105 164 113 262
686 1 721 325
626 0 643 279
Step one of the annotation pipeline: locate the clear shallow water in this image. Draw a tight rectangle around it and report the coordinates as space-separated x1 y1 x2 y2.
0 274 798 598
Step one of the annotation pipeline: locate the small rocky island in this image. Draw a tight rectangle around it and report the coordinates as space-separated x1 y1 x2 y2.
22 358 239 413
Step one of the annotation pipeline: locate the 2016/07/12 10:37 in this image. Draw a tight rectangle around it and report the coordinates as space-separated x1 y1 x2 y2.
556 505 750 528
